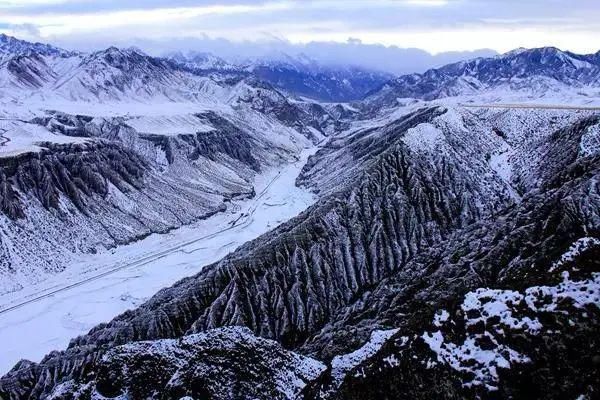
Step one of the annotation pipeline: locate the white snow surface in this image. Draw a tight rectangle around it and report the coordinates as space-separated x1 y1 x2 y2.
0 147 317 374
123 114 216 135
488 141 520 200
0 119 89 157
421 329 529 392
330 328 399 386
401 122 443 152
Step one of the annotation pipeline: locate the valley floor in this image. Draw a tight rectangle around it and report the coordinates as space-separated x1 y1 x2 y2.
0 147 317 375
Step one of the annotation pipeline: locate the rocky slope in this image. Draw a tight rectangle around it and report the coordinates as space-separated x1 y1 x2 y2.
2 103 598 399
47 326 326 400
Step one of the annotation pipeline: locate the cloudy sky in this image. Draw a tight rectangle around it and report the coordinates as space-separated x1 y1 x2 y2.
1 0 598 72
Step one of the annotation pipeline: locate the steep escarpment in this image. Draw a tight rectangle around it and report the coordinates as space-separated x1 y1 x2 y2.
301 114 600 399
0 141 146 218
296 109 600 355
303 142 600 352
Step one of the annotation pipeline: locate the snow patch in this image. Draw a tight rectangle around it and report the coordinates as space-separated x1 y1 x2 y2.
462 288 542 334
489 142 521 201
421 271 600 391
525 271 600 312
579 123 600 159
331 328 399 386
421 330 528 391
433 309 451 327
402 122 444 152
549 237 600 272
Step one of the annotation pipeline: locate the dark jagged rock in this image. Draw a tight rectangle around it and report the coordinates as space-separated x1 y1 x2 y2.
42 327 325 400
0 141 146 222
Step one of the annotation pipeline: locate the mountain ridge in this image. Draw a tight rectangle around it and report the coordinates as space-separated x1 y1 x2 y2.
363 46 600 109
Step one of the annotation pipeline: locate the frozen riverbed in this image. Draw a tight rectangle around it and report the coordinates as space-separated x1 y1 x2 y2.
0 148 317 374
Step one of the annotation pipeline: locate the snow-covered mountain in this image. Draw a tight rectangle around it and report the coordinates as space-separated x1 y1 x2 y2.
1 35 600 400
168 50 393 102
365 47 600 108
0 42 225 102
51 47 220 102
0 35 388 104
168 50 239 72
0 35 82 95
0 34 77 62
0 35 351 295
4 104 599 400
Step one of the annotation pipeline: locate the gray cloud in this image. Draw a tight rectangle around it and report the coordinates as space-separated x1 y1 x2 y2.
8 23 41 37
0 0 598 74
3 0 598 29
45 33 496 75
0 0 268 14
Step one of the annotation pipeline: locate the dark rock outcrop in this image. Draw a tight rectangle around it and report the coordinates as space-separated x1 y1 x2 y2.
46 327 325 400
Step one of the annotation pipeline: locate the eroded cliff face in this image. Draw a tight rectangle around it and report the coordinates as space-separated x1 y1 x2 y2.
1 106 599 400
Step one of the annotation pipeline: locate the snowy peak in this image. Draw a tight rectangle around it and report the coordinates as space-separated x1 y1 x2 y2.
0 53 57 90
503 46 598 72
51 47 211 102
0 35 82 95
247 57 392 101
168 51 393 102
365 46 600 105
433 46 600 84
0 34 77 60
80 46 169 74
242 51 321 73
166 50 236 71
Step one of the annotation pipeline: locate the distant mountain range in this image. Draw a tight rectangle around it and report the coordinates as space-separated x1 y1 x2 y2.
168 50 393 102
0 34 391 102
0 33 79 62
3 34 600 106
365 47 600 108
